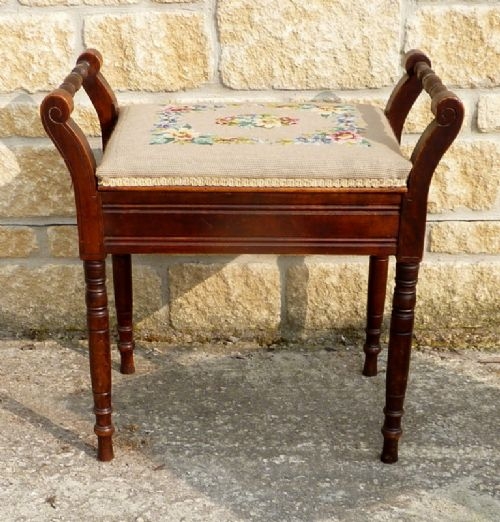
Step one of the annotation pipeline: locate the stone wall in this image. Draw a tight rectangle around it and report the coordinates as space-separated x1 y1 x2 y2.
0 0 499 346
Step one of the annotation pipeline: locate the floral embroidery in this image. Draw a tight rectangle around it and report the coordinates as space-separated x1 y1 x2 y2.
150 125 261 145
215 114 299 128
149 103 371 146
274 103 356 119
273 103 370 146
279 130 370 146
212 136 261 145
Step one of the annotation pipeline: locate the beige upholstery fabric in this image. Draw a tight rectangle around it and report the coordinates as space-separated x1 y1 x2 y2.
96 102 411 188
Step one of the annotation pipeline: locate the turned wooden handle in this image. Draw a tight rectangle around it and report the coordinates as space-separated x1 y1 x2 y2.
405 50 462 126
59 49 102 97
41 49 103 124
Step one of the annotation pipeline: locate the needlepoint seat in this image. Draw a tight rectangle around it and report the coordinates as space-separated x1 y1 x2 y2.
40 49 464 463
96 102 410 189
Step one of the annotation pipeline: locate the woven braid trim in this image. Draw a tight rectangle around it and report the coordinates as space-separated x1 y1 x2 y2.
98 175 407 189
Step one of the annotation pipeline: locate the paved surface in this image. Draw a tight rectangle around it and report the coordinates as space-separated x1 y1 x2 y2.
0 338 498 521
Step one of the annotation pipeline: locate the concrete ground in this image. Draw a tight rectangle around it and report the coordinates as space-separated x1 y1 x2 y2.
0 337 498 522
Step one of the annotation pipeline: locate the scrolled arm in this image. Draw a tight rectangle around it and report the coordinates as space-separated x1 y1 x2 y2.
41 88 74 125
408 59 464 170
40 51 111 259
396 54 464 261
40 59 92 127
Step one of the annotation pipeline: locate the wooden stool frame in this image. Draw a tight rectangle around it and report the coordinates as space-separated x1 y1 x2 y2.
41 49 463 463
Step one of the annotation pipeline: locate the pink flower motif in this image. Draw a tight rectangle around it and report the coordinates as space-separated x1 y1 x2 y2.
165 105 192 113
331 131 362 143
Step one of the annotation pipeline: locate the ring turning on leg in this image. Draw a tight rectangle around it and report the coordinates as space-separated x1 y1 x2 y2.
381 261 419 464
363 256 389 377
85 259 115 461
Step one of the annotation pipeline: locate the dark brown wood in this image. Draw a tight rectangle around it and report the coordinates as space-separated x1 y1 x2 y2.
40 63 104 260
101 190 403 256
84 260 114 462
363 256 389 377
40 49 464 463
385 50 431 142
381 262 419 463
112 254 135 374
79 49 119 148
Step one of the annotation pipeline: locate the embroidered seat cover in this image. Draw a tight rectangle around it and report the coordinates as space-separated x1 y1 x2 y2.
96 102 412 189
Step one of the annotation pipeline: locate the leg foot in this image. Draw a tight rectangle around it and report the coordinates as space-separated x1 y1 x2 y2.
112 254 135 375
380 436 399 464
96 426 115 462
363 256 389 377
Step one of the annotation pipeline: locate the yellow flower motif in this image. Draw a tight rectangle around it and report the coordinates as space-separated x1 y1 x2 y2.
216 114 298 129
257 115 285 128
169 128 198 142
331 131 362 143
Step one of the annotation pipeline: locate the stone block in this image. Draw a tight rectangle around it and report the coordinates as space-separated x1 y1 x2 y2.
416 260 500 332
427 140 500 213
478 94 500 133
129 264 164 326
84 12 210 91
406 6 500 88
84 0 138 4
0 14 74 93
18 0 80 5
285 259 370 334
0 99 45 138
18 0 139 4
217 0 401 89
0 265 86 332
402 94 432 135
0 96 100 139
284 256 500 347
73 105 102 137
0 226 38 257
430 222 500 254
0 146 75 218
0 141 21 187
0 263 162 334
47 226 79 258
168 261 281 340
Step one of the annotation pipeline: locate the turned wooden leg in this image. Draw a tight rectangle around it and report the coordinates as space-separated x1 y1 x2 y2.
381 261 419 464
84 259 114 462
363 256 389 377
112 254 135 374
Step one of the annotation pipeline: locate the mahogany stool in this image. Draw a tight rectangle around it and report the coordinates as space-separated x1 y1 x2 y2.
41 49 463 463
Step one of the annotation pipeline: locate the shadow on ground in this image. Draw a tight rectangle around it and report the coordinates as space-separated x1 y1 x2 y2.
1 339 498 521
66 343 500 521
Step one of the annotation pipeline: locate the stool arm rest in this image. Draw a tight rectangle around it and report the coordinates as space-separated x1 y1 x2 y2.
414 60 461 125
385 49 463 143
397 62 464 261
408 59 464 189
384 50 430 142
408 93 464 188
40 52 108 259
78 49 119 148
40 89 96 179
